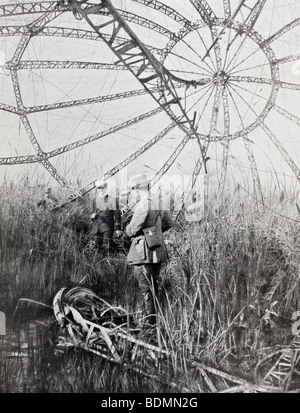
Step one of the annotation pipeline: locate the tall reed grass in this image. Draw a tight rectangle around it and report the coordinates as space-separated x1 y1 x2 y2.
0 180 299 392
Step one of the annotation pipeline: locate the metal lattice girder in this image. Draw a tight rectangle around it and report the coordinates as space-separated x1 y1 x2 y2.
131 0 192 27
191 359 278 393
3 6 78 187
229 75 273 85
44 106 164 159
0 69 23 116
0 1 68 17
53 122 177 209
0 154 39 165
0 25 162 57
27 9 67 34
274 53 300 65
20 114 44 156
0 26 26 36
71 0 207 165
223 0 231 20
189 0 217 25
202 0 248 60
0 102 18 114
209 82 224 137
182 18 281 142
15 60 136 71
245 0 267 29
21 111 68 185
0 2 190 55
0 0 197 60
187 157 207 197
277 81 300 91
218 142 229 193
227 0 267 49
24 87 160 114
117 9 176 39
263 352 295 388
54 123 188 211
71 0 194 93
51 5 287 206
261 337 300 390
77 2 194 42
95 131 192 215
10 34 31 65
0 0 191 29
150 133 191 189
0 1 106 18
225 74 264 200
263 17 300 45
53 287 291 393
223 87 230 137
230 75 300 91
5 11 67 64
2 1 184 186
102 122 177 181
172 153 208 221
273 105 300 127
11 69 68 185
208 25 223 139
0 106 167 167
210 24 222 73
218 87 230 193
41 160 68 187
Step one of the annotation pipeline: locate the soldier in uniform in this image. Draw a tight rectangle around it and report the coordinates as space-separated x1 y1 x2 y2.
37 187 58 209
90 180 122 251
125 174 173 325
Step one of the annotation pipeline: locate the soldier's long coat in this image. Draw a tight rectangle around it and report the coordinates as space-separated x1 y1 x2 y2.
90 194 121 235
125 196 173 265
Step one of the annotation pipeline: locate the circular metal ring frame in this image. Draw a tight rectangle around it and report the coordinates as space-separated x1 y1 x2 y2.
160 18 280 142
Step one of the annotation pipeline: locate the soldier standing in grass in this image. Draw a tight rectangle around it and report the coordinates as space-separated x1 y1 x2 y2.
90 179 122 251
125 174 173 326
37 186 58 209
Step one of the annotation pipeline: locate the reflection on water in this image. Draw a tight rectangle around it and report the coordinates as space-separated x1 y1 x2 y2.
0 317 170 393
0 322 42 393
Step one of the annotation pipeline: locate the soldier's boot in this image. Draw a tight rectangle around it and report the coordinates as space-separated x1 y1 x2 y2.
142 292 156 327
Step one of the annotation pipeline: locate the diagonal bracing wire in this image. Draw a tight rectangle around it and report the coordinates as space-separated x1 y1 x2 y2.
226 82 264 202
7 8 70 186
262 17 300 45
1 0 299 204
0 97 165 165
71 0 207 147
54 121 178 209
50 0 209 207
218 87 230 195
226 0 267 53
229 78 300 129
228 81 300 184
24 87 163 114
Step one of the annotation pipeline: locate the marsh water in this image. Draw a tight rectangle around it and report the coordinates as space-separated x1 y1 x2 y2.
0 323 38 392
0 317 61 393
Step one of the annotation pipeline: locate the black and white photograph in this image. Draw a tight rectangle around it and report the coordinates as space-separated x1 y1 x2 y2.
0 0 300 397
